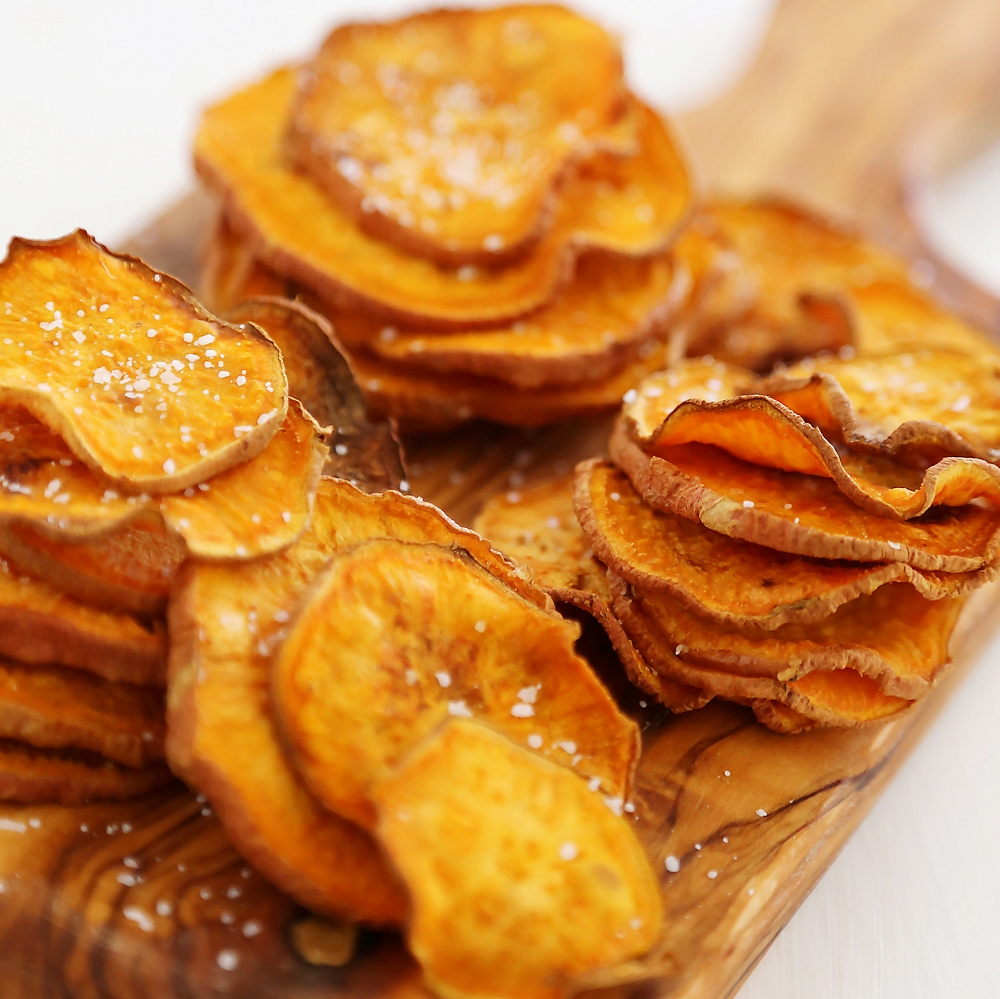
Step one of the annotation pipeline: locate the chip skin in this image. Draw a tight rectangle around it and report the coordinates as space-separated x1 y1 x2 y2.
576 459 997 630
0 401 327 559
0 555 166 684
271 539 640 830
0 660 164 767
224 297 406 491
611 424 1000 571
374 719 663 999
196 68 689 330
286 6 630 266
0 739 173 806
167 477 547 924
0 231 286 492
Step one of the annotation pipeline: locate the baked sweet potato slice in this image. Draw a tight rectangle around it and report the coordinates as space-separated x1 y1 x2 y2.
272 539 640 830
200 214 293 313
576 459 996 629
0 660 164 766
611 424 1000 571
0 231 286 492
196 68 688 330
0 401 326 558
224 297 405 492
287 6 630 266
374 719 663 999
0 739 173 805
0 555 165 684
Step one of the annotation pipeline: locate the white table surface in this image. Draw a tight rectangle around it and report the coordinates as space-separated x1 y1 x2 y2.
4 3 1000 996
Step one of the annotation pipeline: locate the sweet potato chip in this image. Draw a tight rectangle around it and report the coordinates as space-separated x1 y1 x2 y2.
611 424 1000 571
374 719 663 999
224 297 406 491
0 231 286 492
0 555 165 684
576 459 996 629
272 539 640 829
196 68 689 330
0 739 172 805
287 6 629 265
167 476 545 923
0 401 326 558
0 660 164 766
0 517 185 617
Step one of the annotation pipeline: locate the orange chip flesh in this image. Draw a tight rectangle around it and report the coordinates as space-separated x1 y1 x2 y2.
0 660 164 767
272 539 640 831
287 6 628 266
0 400 326 559
0 739 173 805
0 555 166 685
612 424 1000 572
0 517 185 617
576 459 995 629
374 719 663 999
167 477 546 924
224 297 406 492
0 231 286 493
196 68 689 331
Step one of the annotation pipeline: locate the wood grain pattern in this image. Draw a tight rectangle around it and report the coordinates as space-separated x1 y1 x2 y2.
4 0 1000 996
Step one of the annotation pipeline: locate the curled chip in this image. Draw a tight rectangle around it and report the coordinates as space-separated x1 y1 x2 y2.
0 517 185 617
167 477 544 923
0 660 164 767
473 475 708 712
225 297 406 491
611 424 1000 572
374 719 663 999
610 576 915 728
287 6 630 265
196 68 689 330
272 539 640 830
576 459 996 629
0 231 286 492
0 401 327 559
0 739 172 806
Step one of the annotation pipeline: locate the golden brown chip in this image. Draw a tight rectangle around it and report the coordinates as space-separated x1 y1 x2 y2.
196 68 689 330
374 719 663 999
0 555 165 684
0 517 185 617
167 476 545 923
0 231 286 492
0 660 164 767
576 459 996 629
0 400 326 558
225 297 406 491
287 6 629 266
271 539 640 829
611 424 1000 571
0 739 173 805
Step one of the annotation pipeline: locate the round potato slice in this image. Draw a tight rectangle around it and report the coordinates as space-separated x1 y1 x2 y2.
0 231 286 492
374 719 663 999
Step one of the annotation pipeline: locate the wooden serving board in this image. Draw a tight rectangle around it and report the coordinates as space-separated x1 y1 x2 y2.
3 0 1000 996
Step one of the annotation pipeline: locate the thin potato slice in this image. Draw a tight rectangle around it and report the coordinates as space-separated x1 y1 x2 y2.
375 719 663 999
611 424 1000 571
0 660 164 767
0 555 165 684
287 6 629 265
196 68 689 330
0 739 173 805
0 231 286 492
0 401 326 558
272 539 640 830
576 459 996 629
167 477 546 924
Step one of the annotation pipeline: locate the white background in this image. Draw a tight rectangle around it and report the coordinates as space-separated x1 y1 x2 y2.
3 3 1000 997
